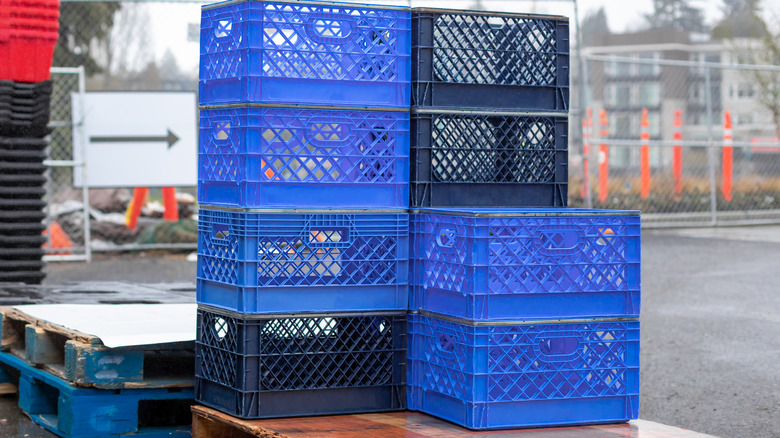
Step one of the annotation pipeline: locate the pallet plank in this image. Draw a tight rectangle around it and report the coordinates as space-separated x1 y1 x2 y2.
26 324 66 365
0 351 193 438
0 307 194 389
190 406 722 438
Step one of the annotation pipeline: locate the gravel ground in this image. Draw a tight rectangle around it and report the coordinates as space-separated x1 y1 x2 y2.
0 227 778 437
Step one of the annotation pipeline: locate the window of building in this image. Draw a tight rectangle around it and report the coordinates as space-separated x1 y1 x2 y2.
738 83 755 99
638 83 661 106
637 53 660 76
609 113 632 138
647 112 661 137
737 113 755 125
606 84 631 107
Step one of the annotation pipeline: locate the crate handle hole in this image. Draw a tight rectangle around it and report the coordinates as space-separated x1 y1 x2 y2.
538 336 579 356
306 15 355 43
487 17 505 29
437 333 455 352
213 224 229 240
435 228 456 248
213 121 231 142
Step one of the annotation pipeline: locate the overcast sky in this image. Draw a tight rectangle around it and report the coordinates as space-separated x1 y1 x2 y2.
146 0 775 74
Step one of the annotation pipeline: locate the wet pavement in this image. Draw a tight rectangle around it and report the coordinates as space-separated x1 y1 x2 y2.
0 227 778 437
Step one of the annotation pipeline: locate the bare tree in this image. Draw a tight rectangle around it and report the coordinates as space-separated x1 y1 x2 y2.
96 4 155 89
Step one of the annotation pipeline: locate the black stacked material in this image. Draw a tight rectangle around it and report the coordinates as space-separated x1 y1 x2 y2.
410 9 569 208
0 81 51 284
0 81 53 138
411 111 568 207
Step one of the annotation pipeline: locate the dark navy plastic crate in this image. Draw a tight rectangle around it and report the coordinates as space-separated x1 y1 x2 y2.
412 9 568 111
198 106 409 209
199 0 411 107
195 306 407 419
410 208 640 320
411 110 568 208
407 312 640 430
197 208 409 314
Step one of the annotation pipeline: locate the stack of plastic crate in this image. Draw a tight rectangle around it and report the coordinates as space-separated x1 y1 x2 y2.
410 8 570 208
0 0 59 284
195 0 412 419
407 8 642 430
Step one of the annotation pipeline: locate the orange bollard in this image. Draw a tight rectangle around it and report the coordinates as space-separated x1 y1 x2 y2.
125 187 148 230
162 187 179 222
673 110 683 200
598 109 609 204
722 111 733 202
640 109 651 199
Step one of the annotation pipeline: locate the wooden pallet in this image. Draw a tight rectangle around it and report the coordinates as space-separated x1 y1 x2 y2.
191 405 721 438
0 351 192 438
0 306 194 389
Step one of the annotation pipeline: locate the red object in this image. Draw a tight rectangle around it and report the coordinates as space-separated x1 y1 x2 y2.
640 108 651 199
126 187 149 231
0 0 60 82
162 187 179 222
673 110 683 200
598 109 609 204
42 221 72 255
722 111 733 202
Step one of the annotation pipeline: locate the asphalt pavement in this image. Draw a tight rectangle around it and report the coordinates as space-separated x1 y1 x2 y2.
0 227 778 438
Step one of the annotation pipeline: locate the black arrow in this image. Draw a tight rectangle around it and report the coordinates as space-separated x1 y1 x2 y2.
90 129 180 150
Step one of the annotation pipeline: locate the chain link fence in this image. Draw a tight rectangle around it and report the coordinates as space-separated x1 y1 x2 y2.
43 1 780 258
570 53 780 226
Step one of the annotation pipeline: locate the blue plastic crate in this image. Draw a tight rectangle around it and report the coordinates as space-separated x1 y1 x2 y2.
411 111 568 208
412 9 569 111
410 208 641 320
407 312 640 430
196 307 406 419
199 0 411 107
197 208 409 314
198 106 410 209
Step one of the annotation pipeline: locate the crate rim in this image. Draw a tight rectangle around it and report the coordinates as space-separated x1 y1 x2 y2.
198 303 408 320
411 107 567 117
202 0 411 13
409 310 640 328
410 208 640 217
200 103 412 113
198 206 410 214
412 7 568 21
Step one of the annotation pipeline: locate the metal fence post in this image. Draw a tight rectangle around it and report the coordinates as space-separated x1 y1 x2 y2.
704 64 718 225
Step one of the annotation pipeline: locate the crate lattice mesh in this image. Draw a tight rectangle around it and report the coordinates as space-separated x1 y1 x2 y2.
198 311 399 391
415 318 632 402
430 115 557 183
201 2 406 82
432 14 558 86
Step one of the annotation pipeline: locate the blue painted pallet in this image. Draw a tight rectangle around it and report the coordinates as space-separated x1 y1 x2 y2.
0 307 194 389
0 351 193 438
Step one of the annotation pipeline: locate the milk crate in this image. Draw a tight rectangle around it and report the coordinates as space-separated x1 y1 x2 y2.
195 306 406 419
410 208 640 320
407 312 640 430
198 106 409 209
411 110 568 208
199 0 411 107
197 208 409 314
412 9 568 111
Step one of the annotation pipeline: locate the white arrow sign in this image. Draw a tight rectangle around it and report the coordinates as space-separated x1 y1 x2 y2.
73 92 197 188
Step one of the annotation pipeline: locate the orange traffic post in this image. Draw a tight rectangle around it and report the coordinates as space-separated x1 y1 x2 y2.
598 109 609 203
42 222 73 256
125 187 149 231
722 111 733 202
162 187 179 222
672 110 683 200
640 109 651 199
